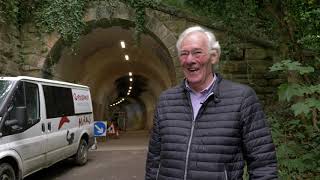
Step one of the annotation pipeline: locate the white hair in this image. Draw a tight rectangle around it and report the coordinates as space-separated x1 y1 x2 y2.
176 26 221 56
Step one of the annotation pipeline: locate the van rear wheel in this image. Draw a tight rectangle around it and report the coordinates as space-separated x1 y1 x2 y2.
0 163 15 180
74 139 88 165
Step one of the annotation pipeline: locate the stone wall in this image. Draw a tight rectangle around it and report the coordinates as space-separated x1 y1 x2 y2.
220 45 280 104
0 23 21 76
19 23 50 77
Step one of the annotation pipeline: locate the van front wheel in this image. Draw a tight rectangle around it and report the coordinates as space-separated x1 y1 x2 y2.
0 163 15 180
74 139 88 166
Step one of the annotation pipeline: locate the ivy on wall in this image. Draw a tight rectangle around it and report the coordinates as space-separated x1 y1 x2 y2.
0 0 161 46
35 0 88 46
122 0 160 41
0 0 88 45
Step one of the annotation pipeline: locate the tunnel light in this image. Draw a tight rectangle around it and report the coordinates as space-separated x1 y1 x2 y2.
125 55 129 61
129 86 132 89
127 92 130 95
129 72 132 76
129 78 133 82
110 98 127 107
120 41 126 48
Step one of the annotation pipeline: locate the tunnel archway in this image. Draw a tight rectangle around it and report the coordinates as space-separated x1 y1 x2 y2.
43 19 176 130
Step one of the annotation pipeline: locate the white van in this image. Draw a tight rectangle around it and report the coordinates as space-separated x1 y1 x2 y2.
0 76 94 180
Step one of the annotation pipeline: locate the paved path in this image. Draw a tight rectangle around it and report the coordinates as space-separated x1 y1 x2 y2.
96 130 149 151
25 131 150 180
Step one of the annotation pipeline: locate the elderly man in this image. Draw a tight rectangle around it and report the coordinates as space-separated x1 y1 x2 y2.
145 26 277 180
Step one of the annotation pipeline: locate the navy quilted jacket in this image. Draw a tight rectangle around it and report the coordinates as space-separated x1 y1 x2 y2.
145 74 277 180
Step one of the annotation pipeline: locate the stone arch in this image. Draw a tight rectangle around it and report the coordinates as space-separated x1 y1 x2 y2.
40 1 179 82
38 2 183 130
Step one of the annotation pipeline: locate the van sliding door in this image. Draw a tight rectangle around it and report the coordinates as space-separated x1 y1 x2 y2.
43 85 76 165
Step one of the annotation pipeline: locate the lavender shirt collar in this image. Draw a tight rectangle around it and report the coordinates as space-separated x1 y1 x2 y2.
185 74 217 119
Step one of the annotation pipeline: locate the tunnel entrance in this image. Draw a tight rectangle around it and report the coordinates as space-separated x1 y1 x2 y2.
45 20 176 130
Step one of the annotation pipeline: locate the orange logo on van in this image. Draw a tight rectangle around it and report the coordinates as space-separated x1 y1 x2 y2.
58 116 70 130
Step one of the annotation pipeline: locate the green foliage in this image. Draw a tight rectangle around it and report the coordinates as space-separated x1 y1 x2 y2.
291 98 320 116
269 114 320 179
266 3 320 176
286 0 320 53
271 72 320 173
277 83 320 102
0 0 19 24
270 60 314 75
1 0 163 46
162 0 277 41
270 58 320 121
34 0 88 46
0 0 88 46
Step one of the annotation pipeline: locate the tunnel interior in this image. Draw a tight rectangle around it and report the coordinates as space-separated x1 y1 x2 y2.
45 20 176 131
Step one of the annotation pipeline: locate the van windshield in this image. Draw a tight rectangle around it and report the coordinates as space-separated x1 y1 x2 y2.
0 80 14 110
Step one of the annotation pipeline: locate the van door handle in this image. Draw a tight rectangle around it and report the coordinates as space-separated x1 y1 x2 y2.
42 123 45 132
48 122 51 131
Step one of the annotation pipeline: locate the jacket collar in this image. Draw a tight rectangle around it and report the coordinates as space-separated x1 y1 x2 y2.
181 73 223 99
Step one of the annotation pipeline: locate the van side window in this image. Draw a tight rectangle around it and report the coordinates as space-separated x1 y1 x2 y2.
43 86 75 118
5 82 40 134
7 83 25 121
25 82 40 122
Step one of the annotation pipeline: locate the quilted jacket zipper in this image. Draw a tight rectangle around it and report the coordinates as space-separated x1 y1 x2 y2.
224 165 228 180
183 92 215 180
156 163 161 180
183 119 195 180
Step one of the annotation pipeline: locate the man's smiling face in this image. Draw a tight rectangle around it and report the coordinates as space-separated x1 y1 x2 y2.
179 32 219 92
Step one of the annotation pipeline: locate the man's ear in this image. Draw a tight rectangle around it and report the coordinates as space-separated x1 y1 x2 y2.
210 50 219 65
